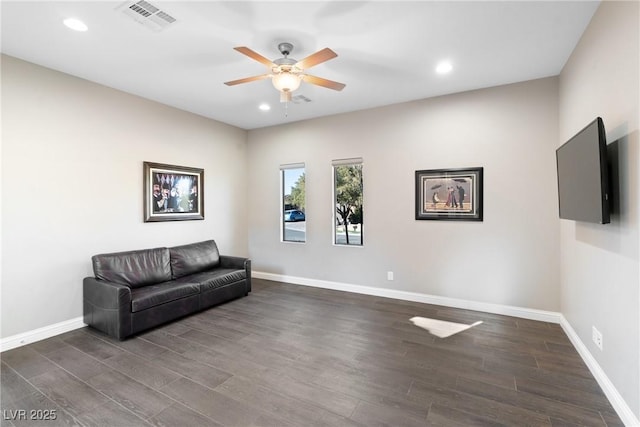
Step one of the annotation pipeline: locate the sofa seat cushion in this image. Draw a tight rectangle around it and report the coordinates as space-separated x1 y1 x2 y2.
178 269 246 293
131 281 200 313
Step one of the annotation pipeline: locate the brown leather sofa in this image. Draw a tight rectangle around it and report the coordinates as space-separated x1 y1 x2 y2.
83 240 250 340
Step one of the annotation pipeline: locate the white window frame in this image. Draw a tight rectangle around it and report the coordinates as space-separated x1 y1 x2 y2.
332 158 364 247
280 163 306 244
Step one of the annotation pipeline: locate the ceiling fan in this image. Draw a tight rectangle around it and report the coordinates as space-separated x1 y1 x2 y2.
224 42 346 102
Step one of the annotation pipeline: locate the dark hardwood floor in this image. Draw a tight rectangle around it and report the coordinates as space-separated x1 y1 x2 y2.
1 279 623 426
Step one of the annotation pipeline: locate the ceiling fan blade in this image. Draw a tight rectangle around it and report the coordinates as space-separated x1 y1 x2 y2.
303 74 345 91
295 48 337 69
233 47 275 67
224 74 271 86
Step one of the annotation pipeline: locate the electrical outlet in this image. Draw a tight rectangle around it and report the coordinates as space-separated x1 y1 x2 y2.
592 326 603 351
387 271 394 281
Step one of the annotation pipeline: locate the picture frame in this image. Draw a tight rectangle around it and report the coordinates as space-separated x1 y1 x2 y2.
415 167 483 221
143 161 204 222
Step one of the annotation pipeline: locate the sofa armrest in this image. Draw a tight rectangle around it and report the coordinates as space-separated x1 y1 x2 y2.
83 277 133 339
219 255 246 269
219 256 251 293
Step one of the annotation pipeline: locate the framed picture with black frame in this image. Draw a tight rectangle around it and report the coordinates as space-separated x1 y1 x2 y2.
143 161 204 222
415 167 483 221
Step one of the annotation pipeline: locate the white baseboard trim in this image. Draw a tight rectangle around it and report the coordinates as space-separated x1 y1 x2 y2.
253 271 561 323
559 315 639 427
0 317 86 352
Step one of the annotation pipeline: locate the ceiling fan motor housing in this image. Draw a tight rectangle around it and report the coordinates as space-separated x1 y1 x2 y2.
273 58 297 66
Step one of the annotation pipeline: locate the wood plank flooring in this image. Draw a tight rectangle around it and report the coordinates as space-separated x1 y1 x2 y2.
1 279 623 426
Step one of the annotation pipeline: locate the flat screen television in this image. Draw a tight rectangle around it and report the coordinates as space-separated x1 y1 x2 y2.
556 117 610 224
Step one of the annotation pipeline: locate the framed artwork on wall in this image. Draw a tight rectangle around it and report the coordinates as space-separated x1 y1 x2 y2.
415 167 483 221
143 161 204 222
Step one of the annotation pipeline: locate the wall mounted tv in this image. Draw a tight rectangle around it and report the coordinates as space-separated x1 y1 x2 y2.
556 117 610 224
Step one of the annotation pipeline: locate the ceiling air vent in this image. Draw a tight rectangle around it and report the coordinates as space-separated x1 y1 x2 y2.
292 95 312 104
116 0 177 32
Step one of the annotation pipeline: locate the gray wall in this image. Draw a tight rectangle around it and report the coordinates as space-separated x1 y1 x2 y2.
1 55 249 338
248 77 561 311
559 1 639 418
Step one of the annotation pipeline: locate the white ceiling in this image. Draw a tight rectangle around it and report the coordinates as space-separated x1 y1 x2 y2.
1 1 599 130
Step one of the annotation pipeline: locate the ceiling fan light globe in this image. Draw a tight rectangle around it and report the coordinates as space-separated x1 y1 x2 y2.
272 72 301 92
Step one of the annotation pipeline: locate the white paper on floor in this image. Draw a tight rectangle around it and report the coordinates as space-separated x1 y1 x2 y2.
409 316 483 338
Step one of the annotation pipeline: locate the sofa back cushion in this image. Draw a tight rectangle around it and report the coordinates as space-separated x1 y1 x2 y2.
169 240 220 279
92 247 171 288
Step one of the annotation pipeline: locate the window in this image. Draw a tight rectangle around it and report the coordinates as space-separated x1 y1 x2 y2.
281 163 306 243
333 158 363 246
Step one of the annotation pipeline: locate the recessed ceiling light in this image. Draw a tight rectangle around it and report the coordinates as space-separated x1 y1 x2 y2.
63 18 88 32
258 103 271 111
435 61 453 75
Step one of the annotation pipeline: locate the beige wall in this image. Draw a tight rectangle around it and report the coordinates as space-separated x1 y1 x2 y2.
559 1 640 418
1 55 249 338
248 77 560 311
